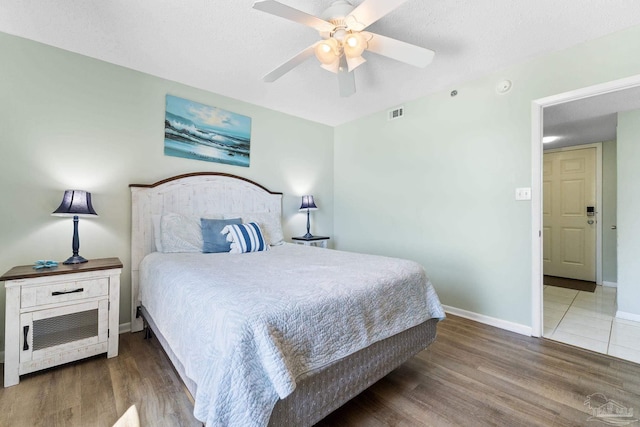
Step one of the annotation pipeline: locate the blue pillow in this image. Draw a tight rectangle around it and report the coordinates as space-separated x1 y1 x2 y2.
222 222 269 253
201 218 242 253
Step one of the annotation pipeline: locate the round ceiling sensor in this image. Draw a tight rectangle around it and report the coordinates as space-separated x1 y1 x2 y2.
496 80 512 94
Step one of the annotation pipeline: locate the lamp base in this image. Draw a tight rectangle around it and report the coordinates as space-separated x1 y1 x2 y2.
303 232 314 239
63 255 89 265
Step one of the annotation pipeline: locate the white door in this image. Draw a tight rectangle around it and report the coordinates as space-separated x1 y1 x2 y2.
543 147 596 281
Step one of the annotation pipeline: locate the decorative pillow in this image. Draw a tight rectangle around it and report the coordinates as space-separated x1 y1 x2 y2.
221 222 270 253
201 218 242 253
160 213 203 253
224 212 284 246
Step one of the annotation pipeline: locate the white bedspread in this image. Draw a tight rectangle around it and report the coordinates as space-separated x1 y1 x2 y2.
139 243 444 427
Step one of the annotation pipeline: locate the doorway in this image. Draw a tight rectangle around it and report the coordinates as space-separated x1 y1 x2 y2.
532 75 640 362
541 143 612 348
531 74 640 339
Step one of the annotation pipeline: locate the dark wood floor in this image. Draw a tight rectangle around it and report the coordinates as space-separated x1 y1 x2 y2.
2 314 639 426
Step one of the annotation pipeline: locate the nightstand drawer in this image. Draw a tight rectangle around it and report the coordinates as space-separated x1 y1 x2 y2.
21 278 109 308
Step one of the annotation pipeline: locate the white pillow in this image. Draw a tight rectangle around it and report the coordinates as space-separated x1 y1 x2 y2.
152 215 163 252
159 213 203 253
224 212 284 246
221 222 270 253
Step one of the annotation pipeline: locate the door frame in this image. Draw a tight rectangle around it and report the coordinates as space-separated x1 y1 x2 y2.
543 143 603 284
531 74 640 337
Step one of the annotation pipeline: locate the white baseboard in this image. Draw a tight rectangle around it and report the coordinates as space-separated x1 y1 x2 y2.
616 310 640 322
602 281 618 288
119 322 131 334
443 305 532 336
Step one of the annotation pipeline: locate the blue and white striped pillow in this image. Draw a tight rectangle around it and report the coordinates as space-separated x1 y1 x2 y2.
221 222 269 253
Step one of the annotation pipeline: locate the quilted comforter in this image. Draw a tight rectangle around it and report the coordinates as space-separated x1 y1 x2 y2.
139 243 444 426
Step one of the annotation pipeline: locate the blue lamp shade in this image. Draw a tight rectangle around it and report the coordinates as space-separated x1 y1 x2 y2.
299 195 318 238
52 190 98 264
52 190 98 217
299 195 318 211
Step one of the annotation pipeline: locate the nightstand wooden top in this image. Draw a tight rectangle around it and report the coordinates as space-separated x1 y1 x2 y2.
291 236 330 242
0 257 123 282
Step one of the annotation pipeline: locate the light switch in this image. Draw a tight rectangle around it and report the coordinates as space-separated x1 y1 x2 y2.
515 187 531 201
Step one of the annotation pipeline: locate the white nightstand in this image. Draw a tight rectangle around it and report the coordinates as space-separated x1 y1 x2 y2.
2 258 122 387
292 236 330 248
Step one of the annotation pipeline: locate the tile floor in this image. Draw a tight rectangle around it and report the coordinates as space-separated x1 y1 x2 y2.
543 285 640 364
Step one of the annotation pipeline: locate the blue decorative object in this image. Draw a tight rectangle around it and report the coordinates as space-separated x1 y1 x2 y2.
201 218 242 253
222 222 269 253
33 260 59 270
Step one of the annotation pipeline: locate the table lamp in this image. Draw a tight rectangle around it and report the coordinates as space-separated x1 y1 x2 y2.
52 190 98 264
299 195 318 239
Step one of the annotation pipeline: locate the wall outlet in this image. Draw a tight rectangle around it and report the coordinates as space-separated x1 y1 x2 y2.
515 187 531 201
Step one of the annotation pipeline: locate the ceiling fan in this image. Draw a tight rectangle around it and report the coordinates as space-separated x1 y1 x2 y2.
252 0 435 97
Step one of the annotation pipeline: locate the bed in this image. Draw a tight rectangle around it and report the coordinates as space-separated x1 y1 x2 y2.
129 172 444 427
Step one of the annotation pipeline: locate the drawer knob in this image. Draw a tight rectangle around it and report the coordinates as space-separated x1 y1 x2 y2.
52 288 84 296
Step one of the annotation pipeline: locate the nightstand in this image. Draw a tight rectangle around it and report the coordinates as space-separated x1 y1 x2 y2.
2 257 123 387
292 236 330 248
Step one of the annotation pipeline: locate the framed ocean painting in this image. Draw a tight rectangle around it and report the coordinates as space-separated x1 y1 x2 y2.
164 95 251 167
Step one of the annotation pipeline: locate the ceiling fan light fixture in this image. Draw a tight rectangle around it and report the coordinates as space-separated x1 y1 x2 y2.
315 38 340 65
343 32 367 58
332 28 347 42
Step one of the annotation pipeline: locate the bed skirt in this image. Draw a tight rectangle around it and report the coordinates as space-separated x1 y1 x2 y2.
139 305 438 426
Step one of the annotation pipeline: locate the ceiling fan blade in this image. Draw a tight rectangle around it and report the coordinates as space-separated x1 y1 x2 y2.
346 55 366 72
337 56 356 97
364 32 435 68
348 0 408 29
321 61 340 74
263 43 319 82
253 1 335 32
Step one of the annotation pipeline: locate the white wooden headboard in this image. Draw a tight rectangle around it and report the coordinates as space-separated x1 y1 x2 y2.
129 172 283 331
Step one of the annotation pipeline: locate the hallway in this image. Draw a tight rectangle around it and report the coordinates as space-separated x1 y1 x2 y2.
544 285 640 364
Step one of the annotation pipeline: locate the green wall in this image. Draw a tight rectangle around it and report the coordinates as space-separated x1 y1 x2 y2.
0 32 334 350
617 109 640 317
602 140 618 284
334 25 640 327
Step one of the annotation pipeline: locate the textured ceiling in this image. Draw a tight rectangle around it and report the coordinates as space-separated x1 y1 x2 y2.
2 0 640 126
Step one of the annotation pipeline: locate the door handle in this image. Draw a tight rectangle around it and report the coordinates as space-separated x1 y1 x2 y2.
611 225 617 230
23 325 29 351
587 220 594 225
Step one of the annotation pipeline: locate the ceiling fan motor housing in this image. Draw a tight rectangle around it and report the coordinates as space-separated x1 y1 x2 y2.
321 0 355 23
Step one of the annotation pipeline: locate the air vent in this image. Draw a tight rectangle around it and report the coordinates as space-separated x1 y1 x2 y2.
388 106 404 121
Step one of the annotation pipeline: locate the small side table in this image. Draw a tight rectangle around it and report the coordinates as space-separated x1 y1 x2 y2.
2 257 122 387
292 236 330 248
